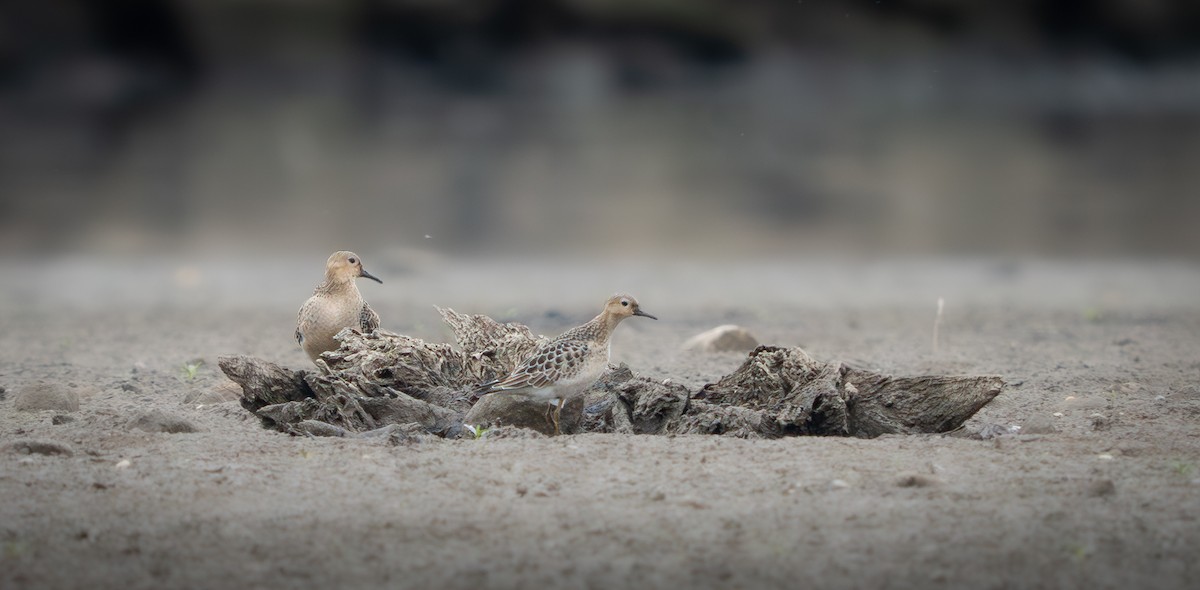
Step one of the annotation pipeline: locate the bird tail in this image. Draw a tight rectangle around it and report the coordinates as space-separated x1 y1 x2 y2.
471 380 500 399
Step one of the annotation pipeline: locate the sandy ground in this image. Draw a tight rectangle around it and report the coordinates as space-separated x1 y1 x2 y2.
2 255 1199 589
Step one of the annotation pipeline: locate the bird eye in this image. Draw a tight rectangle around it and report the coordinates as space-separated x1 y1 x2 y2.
348 257 357 264
621 300 629 307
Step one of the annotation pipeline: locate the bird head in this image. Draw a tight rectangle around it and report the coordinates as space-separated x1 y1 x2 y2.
604 293 656 321
325 251 382 284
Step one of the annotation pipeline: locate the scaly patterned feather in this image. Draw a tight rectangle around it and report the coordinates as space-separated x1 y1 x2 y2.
486 339 592 392
360 303 380 333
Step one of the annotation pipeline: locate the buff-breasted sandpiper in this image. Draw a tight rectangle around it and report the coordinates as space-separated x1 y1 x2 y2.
475 293 656 434
295 251 382 362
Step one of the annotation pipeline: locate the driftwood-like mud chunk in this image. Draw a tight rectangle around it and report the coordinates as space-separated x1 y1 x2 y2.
670 401 774 438
696 346 850 436
693 346 1002 438
842 369 1004 437
290 420 349 438
256 399 324 428
435 306 545 368
219 355 314 412
219 353 463 437
220 313 1002 439
359 395 462 438
614 376 691 436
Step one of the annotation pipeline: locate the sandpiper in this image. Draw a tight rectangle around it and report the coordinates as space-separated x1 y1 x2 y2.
295 251 382 362
475 293 657 434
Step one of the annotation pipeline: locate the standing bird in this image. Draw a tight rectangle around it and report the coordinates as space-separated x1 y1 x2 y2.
295 251 382 362
475 293 657 434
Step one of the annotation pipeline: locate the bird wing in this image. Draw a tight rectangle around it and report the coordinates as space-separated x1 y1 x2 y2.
485 339 591 392
295 298 315 345
360 302 380 333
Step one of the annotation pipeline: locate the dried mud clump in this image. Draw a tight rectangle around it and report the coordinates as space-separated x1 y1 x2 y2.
221 312 1003 440
692 346 849 436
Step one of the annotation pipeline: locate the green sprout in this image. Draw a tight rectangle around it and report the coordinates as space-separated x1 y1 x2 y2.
1066 543 1091 562
2 541 29 560
1168 460 1195 478
463 424 489 439
179 360 204 382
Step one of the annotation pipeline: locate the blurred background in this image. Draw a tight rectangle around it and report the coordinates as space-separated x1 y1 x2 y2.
2 0 1199 261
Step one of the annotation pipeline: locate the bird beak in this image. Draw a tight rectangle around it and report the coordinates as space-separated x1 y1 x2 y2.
359 268 383 284
633 309 657 320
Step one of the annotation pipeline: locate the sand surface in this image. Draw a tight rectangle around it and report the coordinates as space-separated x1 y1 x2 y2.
2 255 1199 589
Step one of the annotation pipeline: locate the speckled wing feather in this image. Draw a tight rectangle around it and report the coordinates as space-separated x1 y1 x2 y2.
295 299 315 344
487 339 591 392
359 302 380 333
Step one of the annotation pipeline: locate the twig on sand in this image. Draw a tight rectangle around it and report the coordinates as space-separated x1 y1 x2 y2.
933 296 945 355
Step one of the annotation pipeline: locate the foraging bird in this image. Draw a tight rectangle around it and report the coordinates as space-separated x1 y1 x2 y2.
295 251 382 362
475 293 657 434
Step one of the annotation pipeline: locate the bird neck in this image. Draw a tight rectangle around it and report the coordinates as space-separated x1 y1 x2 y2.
315 275 359 297
591 310 624 342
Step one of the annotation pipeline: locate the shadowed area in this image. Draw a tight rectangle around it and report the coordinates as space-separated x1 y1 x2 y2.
2 1 1199 259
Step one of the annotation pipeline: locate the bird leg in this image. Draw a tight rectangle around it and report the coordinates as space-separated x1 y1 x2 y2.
544 402 559 436
543 399 565 436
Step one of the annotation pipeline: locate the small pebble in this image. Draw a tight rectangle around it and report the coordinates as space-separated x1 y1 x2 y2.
681 325 759 353
830 479 850 489
1097 453 1114 461
1052 412 1064 417
115 459 131 470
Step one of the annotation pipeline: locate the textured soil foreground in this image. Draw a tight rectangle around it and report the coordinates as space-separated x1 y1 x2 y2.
1 256 1198 589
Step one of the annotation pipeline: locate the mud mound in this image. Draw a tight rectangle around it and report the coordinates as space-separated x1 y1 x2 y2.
220 310 1003 439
